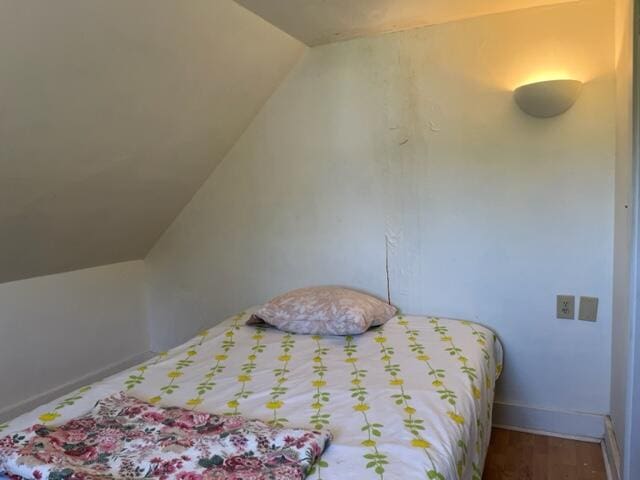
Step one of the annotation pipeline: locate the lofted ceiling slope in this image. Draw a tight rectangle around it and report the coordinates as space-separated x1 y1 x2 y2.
0 0 304 284
234 0 580 46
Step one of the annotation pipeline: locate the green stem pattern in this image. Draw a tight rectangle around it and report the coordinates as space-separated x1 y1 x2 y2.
187 313 244 408
227 327 266 415
344 336 388 479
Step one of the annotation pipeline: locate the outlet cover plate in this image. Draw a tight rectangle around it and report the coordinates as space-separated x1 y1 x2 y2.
557 295 575 319
578 296 598 322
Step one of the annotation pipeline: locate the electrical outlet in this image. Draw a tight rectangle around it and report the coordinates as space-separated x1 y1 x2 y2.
578 296 598 322
557 295 575 319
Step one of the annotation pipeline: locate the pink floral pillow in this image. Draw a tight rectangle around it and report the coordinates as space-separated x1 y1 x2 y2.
248 286 397 335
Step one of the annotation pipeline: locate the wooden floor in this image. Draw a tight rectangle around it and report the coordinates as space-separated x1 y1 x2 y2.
483 428 606 480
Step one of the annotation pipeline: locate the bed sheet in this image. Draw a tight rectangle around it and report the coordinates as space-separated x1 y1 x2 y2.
1 310 502 480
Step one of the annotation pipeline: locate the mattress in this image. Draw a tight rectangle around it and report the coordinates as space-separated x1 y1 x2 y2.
0 310 502 480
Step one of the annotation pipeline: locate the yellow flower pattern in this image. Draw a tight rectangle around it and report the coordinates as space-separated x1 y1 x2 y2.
265 332 294 427
375 328 443 479
411 438 432 449
266 400 284 410
353 403 370 412
0 312 501 480
307 335 331 479
227 326 266 415
37 385 92 425
124 351 168 391
344 336 388 479
461 320 500 475
186 313 244 408
37 412 61 423
447 411 465 424
152 328 211 404
430 317 486 478
401 315 470 478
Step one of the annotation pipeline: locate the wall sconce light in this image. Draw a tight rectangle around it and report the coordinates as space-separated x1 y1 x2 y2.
514 79 583 118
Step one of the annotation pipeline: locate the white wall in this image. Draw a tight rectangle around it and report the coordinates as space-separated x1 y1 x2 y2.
612 0 635 470
0 0 304 284
147 0 615 416
0 261 149 415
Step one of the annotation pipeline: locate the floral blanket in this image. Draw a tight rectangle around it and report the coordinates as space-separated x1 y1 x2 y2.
0 393 331 480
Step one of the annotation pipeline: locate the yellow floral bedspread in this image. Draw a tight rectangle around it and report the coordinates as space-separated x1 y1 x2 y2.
1 311 503 480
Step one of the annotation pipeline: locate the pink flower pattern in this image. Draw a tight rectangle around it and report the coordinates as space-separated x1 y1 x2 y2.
0 393 331 480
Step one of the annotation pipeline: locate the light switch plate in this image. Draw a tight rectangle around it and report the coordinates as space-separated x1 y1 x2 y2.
579 296 598 322
557 295 575 319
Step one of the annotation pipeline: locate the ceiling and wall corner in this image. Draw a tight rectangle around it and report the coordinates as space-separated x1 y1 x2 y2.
234 0 581 46
0 0 592 286
0 0 305 284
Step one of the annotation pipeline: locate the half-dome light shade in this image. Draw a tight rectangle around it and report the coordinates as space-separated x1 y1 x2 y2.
514 79 583 118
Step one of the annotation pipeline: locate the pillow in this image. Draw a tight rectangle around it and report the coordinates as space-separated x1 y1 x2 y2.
247 286 397 335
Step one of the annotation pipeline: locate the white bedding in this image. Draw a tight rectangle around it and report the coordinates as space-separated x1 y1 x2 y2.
1 310 502 480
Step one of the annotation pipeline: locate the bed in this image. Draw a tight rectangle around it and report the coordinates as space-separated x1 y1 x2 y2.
0 310 502 480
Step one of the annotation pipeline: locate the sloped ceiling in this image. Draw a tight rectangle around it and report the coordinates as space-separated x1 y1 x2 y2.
235 0 580 46
0 0 304 284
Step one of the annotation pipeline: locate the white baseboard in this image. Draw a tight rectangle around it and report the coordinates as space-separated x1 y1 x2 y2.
493 401 605 440
602 441 614 480
603 416 622 480
0 351 153 422
493 423 602 443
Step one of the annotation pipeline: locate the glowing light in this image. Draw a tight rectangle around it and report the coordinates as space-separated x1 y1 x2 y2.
515 71 580 90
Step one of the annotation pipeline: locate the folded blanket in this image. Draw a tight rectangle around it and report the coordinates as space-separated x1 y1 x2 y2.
0 392 331 480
